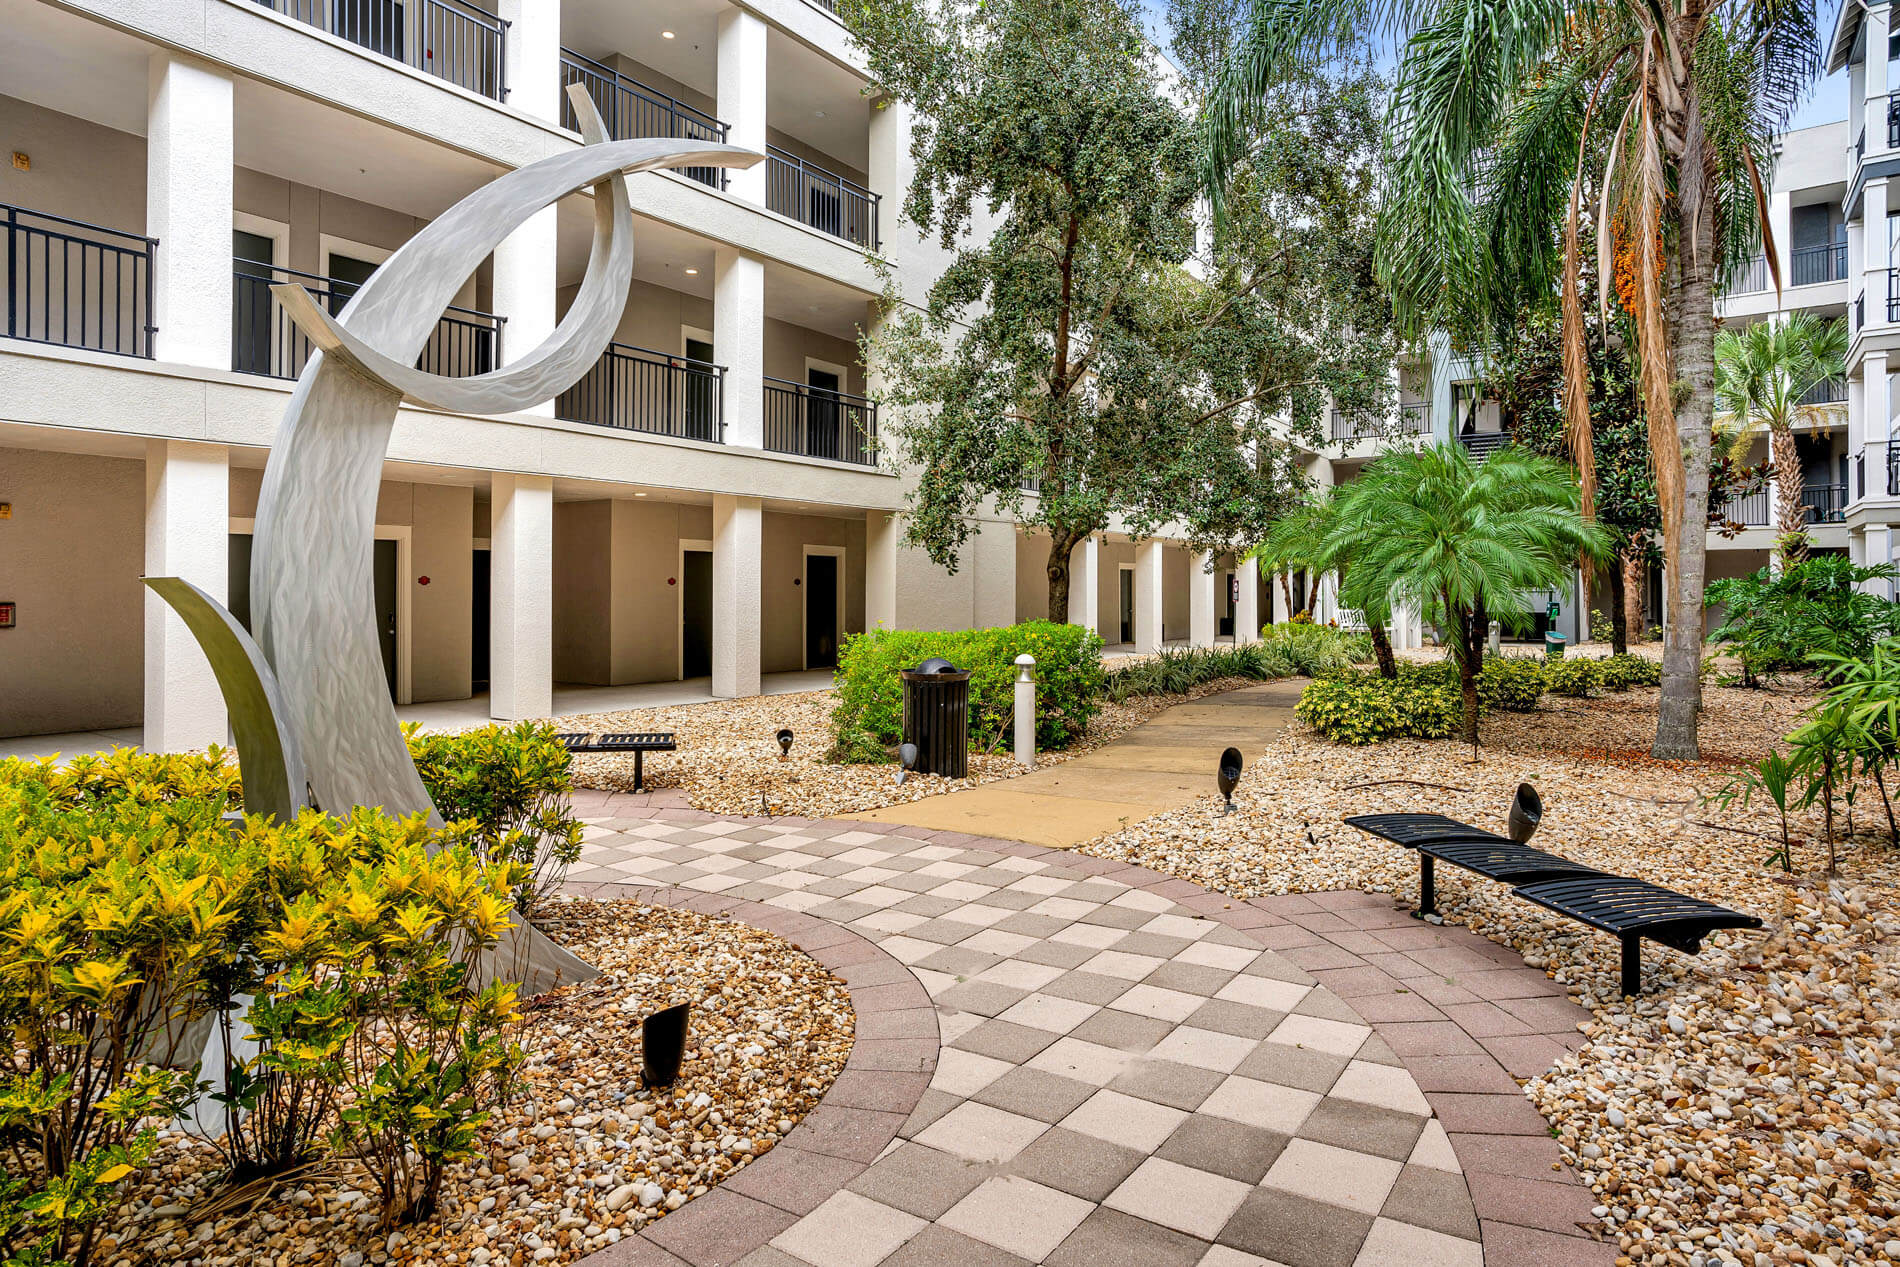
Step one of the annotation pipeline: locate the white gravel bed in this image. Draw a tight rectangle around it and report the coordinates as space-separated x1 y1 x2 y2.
97 900 854 1267
1076 683 1900 1267
557 681 1257 819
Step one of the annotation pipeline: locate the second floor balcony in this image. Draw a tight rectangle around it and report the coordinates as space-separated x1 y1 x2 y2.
232 260 503 380
559 51 730 190
556 342 726 443
256 0 508 101
2 202 156 359
1458 430 1511 461
1731 242 1848 295
1330 401 1429 441
767 147 879 250
1719 487 1769 527
1802 482 1849 524
764 376 877 464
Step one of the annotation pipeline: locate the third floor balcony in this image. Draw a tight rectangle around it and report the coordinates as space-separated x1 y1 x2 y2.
559 50 731 191
1730 242 1848 295
257 0 509 101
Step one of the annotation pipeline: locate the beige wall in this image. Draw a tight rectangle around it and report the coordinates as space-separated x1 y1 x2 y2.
1016 530 1050 623
1164 543 1190 642
0 448 145 738
553 500 613 684
764 317 865 396
1099 539 1135 643
0 95 144 233
761 512 867 672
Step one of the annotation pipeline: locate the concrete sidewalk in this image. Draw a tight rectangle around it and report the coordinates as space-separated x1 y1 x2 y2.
845 681 1305 848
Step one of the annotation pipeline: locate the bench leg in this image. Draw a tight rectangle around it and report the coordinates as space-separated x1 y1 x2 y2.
1620 934 1642 996
1415 855 1436 919
634 749 645 794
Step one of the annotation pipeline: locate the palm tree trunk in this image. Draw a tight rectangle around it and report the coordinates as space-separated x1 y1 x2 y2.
1367 618 1397 679
1652 112 1717 763
1623 550 1646 644
1772 422 1808 566
1045 526 1089 624
1607 554 1628 656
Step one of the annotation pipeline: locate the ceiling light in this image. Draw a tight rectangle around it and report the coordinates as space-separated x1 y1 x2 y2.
684 267 698 275
814 110 826 118
662 29 676 38
635 491 648 497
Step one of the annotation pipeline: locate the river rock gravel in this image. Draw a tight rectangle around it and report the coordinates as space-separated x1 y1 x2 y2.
95 900 854 1267
1078 678 1900 1266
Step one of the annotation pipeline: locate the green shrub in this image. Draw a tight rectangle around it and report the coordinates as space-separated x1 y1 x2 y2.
1706 554 1900 683
1102 625 1371 703
1294 671 1462 744
406 722 581 918
831 622 1105 761
1480 656 1546 711
1257 623 1372 678
1543 656 1602 698
1595 653 1661 689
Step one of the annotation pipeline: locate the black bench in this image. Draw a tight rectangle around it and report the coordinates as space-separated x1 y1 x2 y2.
553 731 676 792
1344 811 1763 994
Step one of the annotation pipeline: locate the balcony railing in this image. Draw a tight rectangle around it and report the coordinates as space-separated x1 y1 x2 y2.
1889 93 1900 149
555 342 725 442
1459 430 1511 460
1330 401 1429 440
1798 377 1847 408
256 0 507 101
763 376 877 464
1731 243 1848 295
559 50 730 190
802 0 840 15
233 261 501 380
1802 482 1848 525
1888 440 1900 497
1888 269 1900 324
3 203 156 358
766 146 879 249
1718 487 1770 527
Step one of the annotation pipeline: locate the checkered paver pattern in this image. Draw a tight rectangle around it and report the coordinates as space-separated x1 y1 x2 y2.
564 796 1495 1267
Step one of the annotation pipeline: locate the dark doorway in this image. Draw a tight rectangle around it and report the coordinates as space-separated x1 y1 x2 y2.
228 533 254 631
1292 571 1308 616
1118 568 1134 644
232 230 275 375
684 336 717 441
806 553 840 669
472 549 491 693
807 367 841 461
1218 570 1235 637
374 539 398 699
682 549 713 679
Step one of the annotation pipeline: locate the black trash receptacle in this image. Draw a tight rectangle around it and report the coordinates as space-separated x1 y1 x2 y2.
901 658 972 779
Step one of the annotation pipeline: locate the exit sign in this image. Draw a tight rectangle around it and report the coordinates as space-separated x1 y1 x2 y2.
0 602 14 629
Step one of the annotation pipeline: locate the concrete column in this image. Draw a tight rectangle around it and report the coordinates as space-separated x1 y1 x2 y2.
1069 535 1099 635
866 509 898 631
713 495 762 698
715 247 765 449
1867 525 1894 596
491 208 558 415
868 95 902 235
1189 550 1217 645
1134 538 1165 651
1867 177 1891 329
718 8 768 206
1234 556 1261 645
1768 188 1793 278
1869 6 1891 118
490 473 553 720
144 439 229 752
1870 353 1892 487
147 54 233 370
498 0 562 122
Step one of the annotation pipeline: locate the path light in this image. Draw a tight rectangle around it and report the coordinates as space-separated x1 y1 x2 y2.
776 728 794 759
1508 782 1543 843
642 1003 691 1088
896 741 919 785
1218 747 1243 815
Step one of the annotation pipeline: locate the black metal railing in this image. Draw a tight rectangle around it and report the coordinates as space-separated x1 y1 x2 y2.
1719 487 1770 527
1857 291 1867 331
555 342 726 441
255 0 507 100
1798 377 1848 407
1888 269 1900 324
1802 482 1848 524
803 0 840 14
1888 440 1900 496
1331 401 1430 440
1732 243 1848 294
1459 430 1511 460
1858 127 1867 163
1858 450 1867 498
559 50 730 189
763 376 877 464
1889 92 1900 149
232 260 501 380
3 203 156 358
766 146 879 249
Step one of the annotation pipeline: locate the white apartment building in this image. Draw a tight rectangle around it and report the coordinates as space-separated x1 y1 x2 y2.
0 0 1258 747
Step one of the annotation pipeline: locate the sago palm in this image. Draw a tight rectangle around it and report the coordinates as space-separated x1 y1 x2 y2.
1713 312 1848 565
1197 0 1824 759
1323 443 1609 744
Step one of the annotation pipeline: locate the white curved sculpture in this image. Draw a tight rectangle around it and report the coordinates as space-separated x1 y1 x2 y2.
157 87 759 991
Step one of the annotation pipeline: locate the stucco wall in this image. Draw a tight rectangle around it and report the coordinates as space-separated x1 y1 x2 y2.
761 511 866 672
1164 542 1190 641
1016 530 1050 623
0 448 145 738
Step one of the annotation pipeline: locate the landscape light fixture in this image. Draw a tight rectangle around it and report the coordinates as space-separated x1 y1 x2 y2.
1507 782 1543 843
896 741 918 785
777 728 794 759
641 1002 691 1087
1217 747 1243 815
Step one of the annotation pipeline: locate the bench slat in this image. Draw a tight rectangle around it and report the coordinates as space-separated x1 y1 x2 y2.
1512 875 1764 953
1344 812 1510 847
1415 839 1605 885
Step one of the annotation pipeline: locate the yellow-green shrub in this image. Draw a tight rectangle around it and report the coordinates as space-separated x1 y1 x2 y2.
1294 671 1462 744
1480 656 1546 711
1543 657 1603 698
1594 653 1661 690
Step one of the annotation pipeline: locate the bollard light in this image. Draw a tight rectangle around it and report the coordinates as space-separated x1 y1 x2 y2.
776 728 794 759
642 1002 691 1088
896 741 919 785
1507 782 1543 843
1217 747 1243 815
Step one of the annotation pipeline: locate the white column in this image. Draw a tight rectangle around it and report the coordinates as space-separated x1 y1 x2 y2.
713 494 762 698
866 509 898 630
1069 535 1099 635
1867 526 1894 596
144 440 229 752
1189 550 1217 645
1134 538 1165 651
718 8 768 206
1234 556 1261 645
1870 352 1892 476
147 54 233 370
1867 177 1891 329
498 0 562 123
868 95 902 237
491 209 557 415
490 473 553 720
1869 5 1891 123
715 247 765 449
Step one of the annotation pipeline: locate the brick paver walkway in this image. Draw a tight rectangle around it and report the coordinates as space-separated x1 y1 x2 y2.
562 792 1614 1267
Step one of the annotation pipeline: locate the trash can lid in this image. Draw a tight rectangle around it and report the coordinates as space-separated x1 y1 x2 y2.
915 657 958 674
1546 632 1566 643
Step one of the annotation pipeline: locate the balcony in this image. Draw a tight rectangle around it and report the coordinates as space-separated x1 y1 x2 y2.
2 203 156 359
256 0 508 100
232 261 502 380
763 376 877 464
1731 242 1847 294
555 342 725 442
1719 487 1769 527
1798 377 1847 408
559 51 730 190
1330 401 1429 440
767 147 879 250
1459 430 1510 460
1889 92 1900 149
1802 483 1848 525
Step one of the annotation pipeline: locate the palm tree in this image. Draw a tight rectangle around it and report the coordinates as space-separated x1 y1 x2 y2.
1197 0 1823 760
1323 443 1609 744
1252 493 1400 677
1713 313 1848 565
